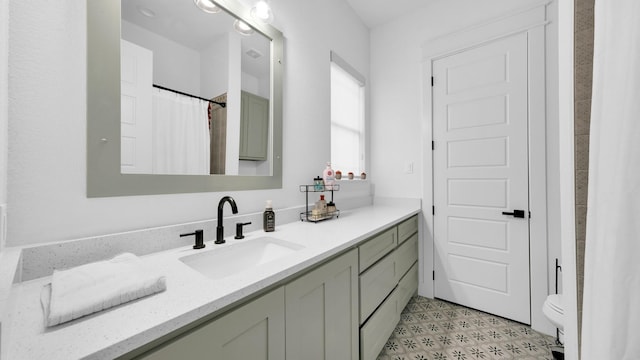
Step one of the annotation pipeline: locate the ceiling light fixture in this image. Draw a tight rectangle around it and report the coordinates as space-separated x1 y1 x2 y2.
250 0 273 24
233 19 255 36
193 0 222 14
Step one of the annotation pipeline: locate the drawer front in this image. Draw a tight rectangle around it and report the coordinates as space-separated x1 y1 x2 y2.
395 233 418 282
359 227 397 273
360 289 400 360
359 252 397 323
396 262 419 314
397 215 418 245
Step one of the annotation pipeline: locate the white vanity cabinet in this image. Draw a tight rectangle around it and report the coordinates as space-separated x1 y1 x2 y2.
133 287 286 360
359 215 419 360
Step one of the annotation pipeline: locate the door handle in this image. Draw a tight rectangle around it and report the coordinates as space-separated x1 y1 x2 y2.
502 209 526 218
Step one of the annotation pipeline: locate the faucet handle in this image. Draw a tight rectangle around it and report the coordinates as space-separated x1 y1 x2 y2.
181 229 205 249
234 222 252 239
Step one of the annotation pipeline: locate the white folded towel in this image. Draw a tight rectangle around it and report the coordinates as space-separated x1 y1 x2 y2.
41 253 166 327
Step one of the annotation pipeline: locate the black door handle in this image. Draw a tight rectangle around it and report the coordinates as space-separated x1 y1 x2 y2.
502 210 526 218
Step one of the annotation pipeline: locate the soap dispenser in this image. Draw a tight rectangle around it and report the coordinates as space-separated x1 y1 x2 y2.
263 200 275 232
323 162 335 188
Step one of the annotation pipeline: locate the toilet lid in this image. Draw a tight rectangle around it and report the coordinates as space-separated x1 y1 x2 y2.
546 294 563 314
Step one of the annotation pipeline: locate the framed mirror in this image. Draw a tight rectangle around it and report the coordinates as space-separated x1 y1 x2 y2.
87 0 283 197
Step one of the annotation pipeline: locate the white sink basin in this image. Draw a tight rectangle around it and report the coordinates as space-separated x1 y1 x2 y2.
179 237 304 280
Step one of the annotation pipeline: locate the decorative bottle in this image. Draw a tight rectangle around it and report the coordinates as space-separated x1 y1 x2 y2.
263 200 275 232
322 162 335 188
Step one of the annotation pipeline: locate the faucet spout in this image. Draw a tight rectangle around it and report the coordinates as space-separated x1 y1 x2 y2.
216 196 238 244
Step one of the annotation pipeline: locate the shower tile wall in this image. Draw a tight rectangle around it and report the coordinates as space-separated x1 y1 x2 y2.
574 0 594 349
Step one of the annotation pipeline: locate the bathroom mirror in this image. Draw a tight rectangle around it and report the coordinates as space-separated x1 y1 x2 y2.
87 0 283 197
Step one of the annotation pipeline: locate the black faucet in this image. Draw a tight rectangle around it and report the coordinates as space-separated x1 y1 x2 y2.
216 196 238 244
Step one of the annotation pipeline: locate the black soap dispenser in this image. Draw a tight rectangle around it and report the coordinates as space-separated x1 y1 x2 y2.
263 200 275 232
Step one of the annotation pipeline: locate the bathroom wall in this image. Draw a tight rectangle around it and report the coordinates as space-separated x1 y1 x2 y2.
6 0 370 247
121 20 202 96
0 0 8 252
368 0 561 334
574 0 594 347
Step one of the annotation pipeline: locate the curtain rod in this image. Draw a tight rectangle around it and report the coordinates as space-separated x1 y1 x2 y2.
153 84 226 108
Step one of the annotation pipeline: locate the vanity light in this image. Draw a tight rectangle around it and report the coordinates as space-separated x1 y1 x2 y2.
193 0 222 14
250 0 273 24
233 19 255 36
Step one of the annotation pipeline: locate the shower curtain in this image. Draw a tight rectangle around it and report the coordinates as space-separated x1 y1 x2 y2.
152 88 211 175
581 0 640 358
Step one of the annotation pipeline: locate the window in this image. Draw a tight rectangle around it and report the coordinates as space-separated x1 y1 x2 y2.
330 52 366 176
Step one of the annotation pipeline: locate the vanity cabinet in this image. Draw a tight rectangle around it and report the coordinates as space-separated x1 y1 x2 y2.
133 287 285 360
126 250 358 360
123 217 417 360
239 91 269 161
359 215 419 360
285 249 359 360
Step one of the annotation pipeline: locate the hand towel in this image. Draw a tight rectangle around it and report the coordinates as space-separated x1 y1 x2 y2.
41 253 166 327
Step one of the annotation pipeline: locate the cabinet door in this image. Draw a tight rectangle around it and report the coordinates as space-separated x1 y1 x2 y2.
239 91 269 161
136 287 285 360
285 249 359 360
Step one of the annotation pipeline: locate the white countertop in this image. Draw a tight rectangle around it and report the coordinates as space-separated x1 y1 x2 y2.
2 202 420 360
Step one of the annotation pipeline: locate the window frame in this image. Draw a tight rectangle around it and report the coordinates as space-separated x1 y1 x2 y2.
330 51 367 177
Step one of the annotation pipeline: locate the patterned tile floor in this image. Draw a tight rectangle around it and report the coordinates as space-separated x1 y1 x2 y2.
377 296 556 360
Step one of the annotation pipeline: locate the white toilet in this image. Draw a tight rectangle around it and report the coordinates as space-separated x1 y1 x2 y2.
543 293 564 340
543 294 564 359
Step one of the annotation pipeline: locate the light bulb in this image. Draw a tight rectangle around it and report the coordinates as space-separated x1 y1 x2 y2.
194 0 221 14
250 0 273 23
233 19 255 35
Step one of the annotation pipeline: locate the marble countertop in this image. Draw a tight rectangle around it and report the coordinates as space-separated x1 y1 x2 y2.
1 201 420 360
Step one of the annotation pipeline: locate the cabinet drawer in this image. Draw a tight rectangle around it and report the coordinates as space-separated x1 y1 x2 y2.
398 215 418 245
397 262 419 314
359 252 397 324
360 289 400 360
359 227 397 273
395 233 418 282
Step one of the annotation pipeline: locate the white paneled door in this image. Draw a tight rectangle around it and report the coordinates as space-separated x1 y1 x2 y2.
120 40 153 174
432 32 531 324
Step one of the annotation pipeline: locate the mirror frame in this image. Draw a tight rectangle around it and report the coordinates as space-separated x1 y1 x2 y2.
87 0 283 197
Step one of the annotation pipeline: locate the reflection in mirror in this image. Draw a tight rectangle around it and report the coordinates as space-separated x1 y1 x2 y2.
120 0 271 176
86 0 282 197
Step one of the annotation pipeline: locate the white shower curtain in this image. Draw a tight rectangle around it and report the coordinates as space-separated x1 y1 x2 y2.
152 88 210 175
581 1 640 358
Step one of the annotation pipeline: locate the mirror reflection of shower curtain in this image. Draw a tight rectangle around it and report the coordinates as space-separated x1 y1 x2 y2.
209 93 227 175
152 88 211 175
581 0 640 358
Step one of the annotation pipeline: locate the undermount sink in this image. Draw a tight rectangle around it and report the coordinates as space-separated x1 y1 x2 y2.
179 237 304 280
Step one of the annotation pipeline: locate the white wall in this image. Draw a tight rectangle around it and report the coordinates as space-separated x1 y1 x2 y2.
369 0 561 334
0 0 8 252
6 0 370 247
122 20 201 96
200 33 229 99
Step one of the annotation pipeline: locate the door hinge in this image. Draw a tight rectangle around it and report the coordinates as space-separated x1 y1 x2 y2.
432 206 435 215
432 141 435 150
432 271 435 280
431 76 434 87
529 211 532 218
